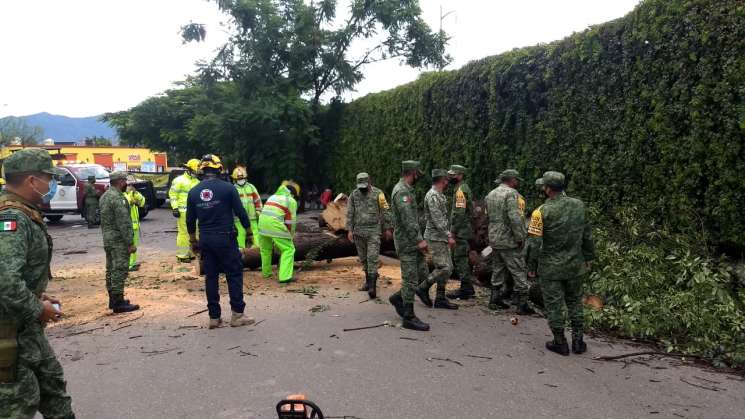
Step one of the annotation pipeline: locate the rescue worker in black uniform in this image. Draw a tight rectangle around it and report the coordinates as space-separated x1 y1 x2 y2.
186 154 254 329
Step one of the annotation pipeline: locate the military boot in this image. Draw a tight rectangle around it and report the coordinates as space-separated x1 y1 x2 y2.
367 273 377 299
401 304 430 332
572 330 587 354
108 294 130 310
358 272 369 292
433 284 458 310
446 287 475 300
230 312 255 327
208 318 223 329
112 296 140 314
415 282 433 308
488 287 509 310
388 292 405 318
546 330 570 356
516 295 536 315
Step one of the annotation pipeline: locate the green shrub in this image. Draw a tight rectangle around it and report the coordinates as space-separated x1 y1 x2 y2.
587 207 745 366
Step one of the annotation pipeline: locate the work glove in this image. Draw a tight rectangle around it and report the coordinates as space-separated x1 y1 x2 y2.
172 209 181 218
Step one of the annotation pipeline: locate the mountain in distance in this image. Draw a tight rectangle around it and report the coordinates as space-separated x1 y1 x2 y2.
1 112 118 143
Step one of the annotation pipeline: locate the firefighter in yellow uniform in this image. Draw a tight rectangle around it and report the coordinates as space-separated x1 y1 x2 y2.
231 166 262 249
258 181 300 283
125 185 146 271
169 159 200 262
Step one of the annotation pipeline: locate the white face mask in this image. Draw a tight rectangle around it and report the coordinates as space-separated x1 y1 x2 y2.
237 179 246 186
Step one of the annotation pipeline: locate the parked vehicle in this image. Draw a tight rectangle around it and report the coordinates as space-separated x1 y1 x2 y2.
41 164 156 222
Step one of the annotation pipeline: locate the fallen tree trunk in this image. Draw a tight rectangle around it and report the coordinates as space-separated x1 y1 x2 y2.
240 232 395 269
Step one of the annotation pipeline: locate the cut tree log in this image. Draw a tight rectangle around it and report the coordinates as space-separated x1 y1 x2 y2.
320 201 348 232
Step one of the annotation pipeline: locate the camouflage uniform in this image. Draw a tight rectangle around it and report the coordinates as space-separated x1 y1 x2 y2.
485 175 529 305
99 174 134 302
418 169 455 306
390 178 428 305
0 149 75 419
83 178 99 227
527 171 595 353
448 165 474 297
346 173 392 294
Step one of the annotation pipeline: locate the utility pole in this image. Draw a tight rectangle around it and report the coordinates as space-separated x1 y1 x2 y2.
439 4 456 71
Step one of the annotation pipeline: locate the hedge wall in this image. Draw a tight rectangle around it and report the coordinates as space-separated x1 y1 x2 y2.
332 0 745 250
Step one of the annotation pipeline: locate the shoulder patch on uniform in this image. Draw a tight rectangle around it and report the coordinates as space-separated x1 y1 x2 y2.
401 194 411 204
455 189 467 208
517 195 526 215
528 208 543 237
0 219 18 232
378 192 390 210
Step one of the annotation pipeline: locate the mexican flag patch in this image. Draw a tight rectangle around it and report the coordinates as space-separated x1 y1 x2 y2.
1 220 17 232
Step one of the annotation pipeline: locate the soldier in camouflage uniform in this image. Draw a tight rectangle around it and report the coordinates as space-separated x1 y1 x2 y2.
0 148 76 418
388 161 430 331
527 172 595 356
415 169 459 310
485 169 535 315
99 171 140 313
83 175 99 228
446 164 475 300
346 172 392 299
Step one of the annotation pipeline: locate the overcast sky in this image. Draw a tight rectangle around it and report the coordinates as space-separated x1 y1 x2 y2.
0 0 640 118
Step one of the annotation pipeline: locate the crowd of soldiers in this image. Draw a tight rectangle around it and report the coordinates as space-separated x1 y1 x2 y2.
0 148 594 418
345 160 595 358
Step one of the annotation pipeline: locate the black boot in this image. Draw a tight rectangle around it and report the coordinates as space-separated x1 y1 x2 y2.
546 330 570 356
108 294 130 309
434 284 458 310
402 304 430 331
112 296 140 314
367 274 377 299
516 295 536 315
358 272 369 291
389 292 405 318
572 330 587 354
488 287 509 310
446 287 475 300
415 283 433 308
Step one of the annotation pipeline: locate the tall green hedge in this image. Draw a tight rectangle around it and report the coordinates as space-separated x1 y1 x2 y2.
332 0 745 250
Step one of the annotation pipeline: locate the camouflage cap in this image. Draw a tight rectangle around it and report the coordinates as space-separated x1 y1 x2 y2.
496 169 523 183
356 172 370 188
2 148 65 176
541 171 565 189
431 168 448 179
534 177 545 189
109 171 128 182
447 164 467 176
402 160 424 176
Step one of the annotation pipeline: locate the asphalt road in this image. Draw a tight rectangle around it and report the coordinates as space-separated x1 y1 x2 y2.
44 209 745 419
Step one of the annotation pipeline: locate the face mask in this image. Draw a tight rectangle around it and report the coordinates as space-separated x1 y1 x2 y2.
359 186 368 192
31 177 57 204
237 179 246 186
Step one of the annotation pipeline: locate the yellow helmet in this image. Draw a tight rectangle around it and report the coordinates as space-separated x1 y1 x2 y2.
0 178 5 186
282 180 301 197
231 166 247 180
199 154 223 171
183 159 200 172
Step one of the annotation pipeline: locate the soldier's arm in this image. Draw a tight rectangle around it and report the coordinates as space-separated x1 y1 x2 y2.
0 215 44 323
378 191 393 230
582 210 596 262
345 191 356 232
395 191 422 243
115 197 134 245
505 192 526 243
450 188 468 236
186 190 198 235
526 208 544 272
232 187 250 229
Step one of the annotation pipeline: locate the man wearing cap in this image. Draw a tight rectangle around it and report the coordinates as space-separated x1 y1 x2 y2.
83 175 100 228
388 161 430 331
0 148 75 418
415 169 458 309
100 171 140 313
446 164 475 300
528 171 595 356
346 172 392 299
484 169 534 315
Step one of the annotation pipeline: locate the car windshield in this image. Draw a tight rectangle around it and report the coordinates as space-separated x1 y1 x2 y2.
74 166 110 180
